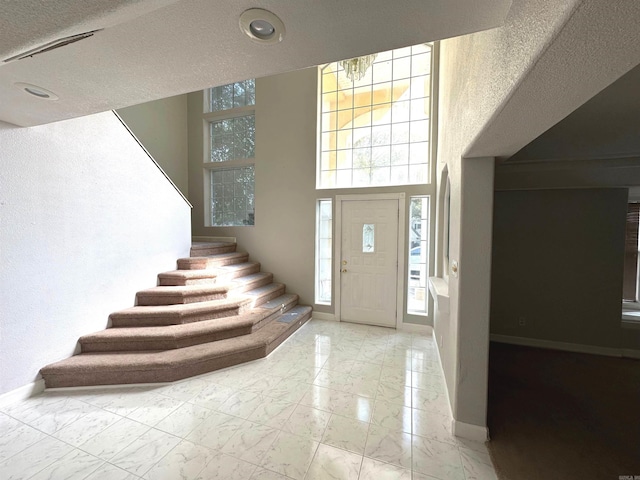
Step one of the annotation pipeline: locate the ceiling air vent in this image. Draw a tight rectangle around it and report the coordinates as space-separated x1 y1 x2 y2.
3 29 102 63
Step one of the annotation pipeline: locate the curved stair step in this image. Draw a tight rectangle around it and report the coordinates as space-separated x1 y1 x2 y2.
157 261 261 286
81 294 300 352
109 297 252 327
157 269 219 287
178 252 248 270
190 242 236 257
41 306 313 388
81 316 254 352
136 285 229 306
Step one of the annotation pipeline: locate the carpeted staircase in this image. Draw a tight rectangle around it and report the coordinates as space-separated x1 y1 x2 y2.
40 242 312 388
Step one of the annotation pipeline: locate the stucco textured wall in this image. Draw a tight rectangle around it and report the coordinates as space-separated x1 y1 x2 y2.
436 0 582 430
438 0 640 431
0 111 191 395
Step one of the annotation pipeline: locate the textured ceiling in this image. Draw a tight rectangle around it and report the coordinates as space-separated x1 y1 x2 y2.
508 63 640 163
465 0 640 161
0 0 511 127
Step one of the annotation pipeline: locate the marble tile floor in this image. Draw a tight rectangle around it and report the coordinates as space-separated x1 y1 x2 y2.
0 319 498 480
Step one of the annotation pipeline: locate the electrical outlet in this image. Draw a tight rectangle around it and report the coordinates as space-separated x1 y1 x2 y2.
518 317 526 327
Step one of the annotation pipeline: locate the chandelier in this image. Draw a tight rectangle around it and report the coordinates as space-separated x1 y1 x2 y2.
340 54 377 82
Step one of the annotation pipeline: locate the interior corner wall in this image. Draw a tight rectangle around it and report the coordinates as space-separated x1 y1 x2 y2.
117 94 189 195
0 112 191 395
435 0 581 428
188 68 318 305
491 188 638 351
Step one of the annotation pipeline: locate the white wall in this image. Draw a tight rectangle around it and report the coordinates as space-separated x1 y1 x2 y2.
117 94 189 195
491 188 636 349
0 111 191 395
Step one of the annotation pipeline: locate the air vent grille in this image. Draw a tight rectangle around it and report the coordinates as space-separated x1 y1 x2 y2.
3 29 102 63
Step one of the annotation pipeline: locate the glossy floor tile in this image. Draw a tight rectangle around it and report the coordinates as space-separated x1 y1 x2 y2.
0 319 499 479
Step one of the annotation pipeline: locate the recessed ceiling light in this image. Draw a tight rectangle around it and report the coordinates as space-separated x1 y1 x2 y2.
14 82 58 100
239 9 285 44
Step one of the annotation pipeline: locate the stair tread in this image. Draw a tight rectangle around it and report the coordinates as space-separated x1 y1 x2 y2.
191 241 235 249
182 251 247 262
82 316 255 342
217 261 260 272
137 285 229 296
83 294 300 344
159 261 260 279
111 297 250 317
42 306 313 373
241 282 284 297
158 270 219 279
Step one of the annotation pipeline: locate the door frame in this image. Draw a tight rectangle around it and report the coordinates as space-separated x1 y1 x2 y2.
335 192 406 329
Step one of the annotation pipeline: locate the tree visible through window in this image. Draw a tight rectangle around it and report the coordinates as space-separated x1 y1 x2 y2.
319 44 432 189
204 79 256 226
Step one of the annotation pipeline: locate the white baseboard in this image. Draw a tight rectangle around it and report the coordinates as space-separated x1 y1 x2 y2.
491 334 640 359
0 379 45 409
398 322 433 334
312 311 337 322
452 420 489 442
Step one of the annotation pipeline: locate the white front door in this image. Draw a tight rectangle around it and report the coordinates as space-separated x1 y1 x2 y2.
340 199 399 327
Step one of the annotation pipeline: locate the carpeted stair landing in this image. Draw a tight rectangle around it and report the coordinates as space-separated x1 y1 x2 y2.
40 242 312 388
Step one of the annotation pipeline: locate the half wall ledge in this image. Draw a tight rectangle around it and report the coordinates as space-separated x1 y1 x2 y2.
428 276 449 314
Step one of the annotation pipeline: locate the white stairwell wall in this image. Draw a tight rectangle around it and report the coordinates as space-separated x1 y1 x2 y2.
0 111 191 397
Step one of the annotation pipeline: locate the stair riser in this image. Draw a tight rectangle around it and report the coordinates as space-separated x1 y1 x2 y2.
136 292 227 306
265 310 312 356
157 276 218 287
252 297 299 332
250 285 286 308
81 326 252 352
110 306 242 327
216 264 261 282
178 254 249 270
230 274 273 295
190 245 236 256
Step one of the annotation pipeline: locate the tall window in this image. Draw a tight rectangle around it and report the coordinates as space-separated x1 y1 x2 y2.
319 44 432 189
315 199 333 304
408 196 429 315
204 79 256 226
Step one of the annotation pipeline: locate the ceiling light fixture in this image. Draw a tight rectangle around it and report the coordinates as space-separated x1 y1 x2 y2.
341 54 377 82
239 9 285 44
14 82 58 100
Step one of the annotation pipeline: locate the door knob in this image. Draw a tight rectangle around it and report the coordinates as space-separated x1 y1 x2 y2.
342 260 347 265
341 269 347 273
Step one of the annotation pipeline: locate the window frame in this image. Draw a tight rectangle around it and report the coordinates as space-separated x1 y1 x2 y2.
202 86 256 227
315 199 333 305
317 44 435 190
408 195 430 316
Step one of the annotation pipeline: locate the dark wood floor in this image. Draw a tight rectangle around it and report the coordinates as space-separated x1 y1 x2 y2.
487 342 640 480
